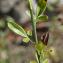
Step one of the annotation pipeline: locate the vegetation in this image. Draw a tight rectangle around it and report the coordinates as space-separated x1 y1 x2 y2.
7 0 48 63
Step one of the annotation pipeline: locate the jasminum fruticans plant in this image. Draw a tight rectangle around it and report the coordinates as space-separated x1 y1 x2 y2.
6 0 49 63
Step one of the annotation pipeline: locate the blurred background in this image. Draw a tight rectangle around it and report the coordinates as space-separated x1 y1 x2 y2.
0 0 63 63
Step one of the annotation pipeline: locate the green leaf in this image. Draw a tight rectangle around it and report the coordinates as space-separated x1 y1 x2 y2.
36 6 41 17
23 37 30 43
36 0 47 16
26 10 31 17
29 0 33 10
27 30 32 36
43 59 49 63
7 17 27 37
37 15 48 22
35 42 46 52
30 61 37 63
35 53 39 63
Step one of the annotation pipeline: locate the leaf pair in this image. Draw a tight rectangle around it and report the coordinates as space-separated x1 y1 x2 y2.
29 0 47 16
36 0 47 22
28 0 47 23
36 0 47 16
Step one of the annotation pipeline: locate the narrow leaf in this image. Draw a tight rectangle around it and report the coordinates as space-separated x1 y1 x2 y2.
36 6 41 17
29 0 33 10
37 15 48 22
43 59 49 63
26 10 31 17
7 17 27 37
30 61 37 63
36 0 47 16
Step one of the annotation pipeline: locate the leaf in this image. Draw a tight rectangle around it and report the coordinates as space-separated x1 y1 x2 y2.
7 17 27 37
27 30 32 36
35 42 46 52
36 6 41 17
35 53 39 63
23 37 30 43
43 59 49 63
30 61 37 63
37 15 48 22
36 0 47 16
28 0 37 15
29 0 33 10
26 10 31 17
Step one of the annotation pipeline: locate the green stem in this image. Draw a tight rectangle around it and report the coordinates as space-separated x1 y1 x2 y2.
30 8 38 44
33 21 38 43
36 50 41 63
30 6 40 63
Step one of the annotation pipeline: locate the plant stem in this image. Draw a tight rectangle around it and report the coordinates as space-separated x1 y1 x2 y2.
30 8 38 44
30 9 41 63
29 1 41 63
32 21 38 43
29 6 41 63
